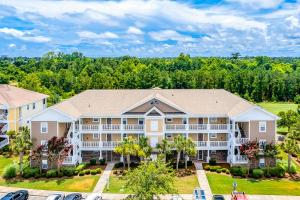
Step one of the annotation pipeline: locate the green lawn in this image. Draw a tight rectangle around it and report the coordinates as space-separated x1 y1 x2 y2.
206 172 300 196
0 155 99 192
258 102 297 115
104 174 199 194
0 176 99 192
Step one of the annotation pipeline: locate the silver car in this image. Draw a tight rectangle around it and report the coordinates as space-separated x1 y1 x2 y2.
46 194 64 200
85 194 102 200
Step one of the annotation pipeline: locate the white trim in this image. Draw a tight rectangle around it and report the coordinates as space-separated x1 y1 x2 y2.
259 121 267 133
40 122 48 133
144 106 165 117
232 106 279 121
31 107 76 122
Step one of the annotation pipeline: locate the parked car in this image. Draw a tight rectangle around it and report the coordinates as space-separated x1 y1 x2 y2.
46 194 64 200
170 195 183 200
0 190 29 200
212 195 225 200
85 193 102 200
64 193 82 200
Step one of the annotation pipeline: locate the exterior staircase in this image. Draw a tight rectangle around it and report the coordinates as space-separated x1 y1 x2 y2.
0 135 9 149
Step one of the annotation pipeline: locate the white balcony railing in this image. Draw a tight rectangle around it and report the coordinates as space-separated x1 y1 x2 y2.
189 124 207 130
81 124 99 131
102 124 121 131
233 155 248 163
80 141 120 149
165 124 186 131
63 156 74 164
81 141 100 148
209 141 228 147
235 138 249 145
194 141 207 147
210 124 229 130
124 124 144 131
102 141 120 148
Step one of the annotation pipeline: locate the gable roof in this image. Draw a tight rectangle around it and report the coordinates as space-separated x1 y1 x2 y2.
50 89 262 118
0 84 48 108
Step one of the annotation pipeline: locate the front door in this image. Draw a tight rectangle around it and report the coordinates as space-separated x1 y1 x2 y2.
198 133 204 141
198 150 203 160
107 134 112 141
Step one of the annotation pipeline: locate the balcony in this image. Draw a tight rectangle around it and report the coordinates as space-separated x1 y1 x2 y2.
193 141 228 149
235 137 249 145
80 141 120 149
165 124 186 131
165 124 230 132
233 155 248 163
79 124 144 132
63 156 76 165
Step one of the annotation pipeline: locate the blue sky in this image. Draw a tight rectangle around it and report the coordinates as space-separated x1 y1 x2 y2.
0 0 300 57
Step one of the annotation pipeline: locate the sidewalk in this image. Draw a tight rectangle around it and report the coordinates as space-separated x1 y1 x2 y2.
194 162 212 200
93 162 115 193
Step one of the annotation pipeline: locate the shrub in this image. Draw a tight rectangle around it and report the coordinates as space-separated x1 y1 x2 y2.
294 94 300 104
95 168 102 174
252 169 264 179
99 158 106 165
62 167 76 177
230 166 247 177
209 166 221 172
289 165 297 174
22 168 40 178
76 163 87 172
216 169 222 173
225 169 230 174
79 171 85 176
84 169 90 175
46 169 57 178
187 160 193 166
58 172 64 178
204 165 210 171
276 165 286 178
91 170 97 175
114 162 124 168
34 173 41 179
209 158 217 166
2 164 17 179
90 159 97 165
221 168 227 173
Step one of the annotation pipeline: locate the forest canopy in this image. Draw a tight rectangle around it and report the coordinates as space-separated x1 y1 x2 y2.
0 52 300 106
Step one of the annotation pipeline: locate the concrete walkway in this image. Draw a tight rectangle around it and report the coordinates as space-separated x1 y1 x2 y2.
93 162 115 193
194 162 213 200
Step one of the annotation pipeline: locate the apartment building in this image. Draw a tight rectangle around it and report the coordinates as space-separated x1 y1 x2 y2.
30 89 278 167
0 84 48 148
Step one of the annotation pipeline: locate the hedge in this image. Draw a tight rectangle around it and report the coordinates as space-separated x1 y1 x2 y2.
62 167 76 177
252 169 264 179
46 169 57 178
2 164 17 179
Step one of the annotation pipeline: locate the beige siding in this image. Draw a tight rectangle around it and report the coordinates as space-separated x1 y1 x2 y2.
165 118 184 124
8 108 19 131
58 123 68 137
209 133 228 141
249 120 276 143
82 118 99 124
31 121 57 148
145 119 164 133
127 118 139 124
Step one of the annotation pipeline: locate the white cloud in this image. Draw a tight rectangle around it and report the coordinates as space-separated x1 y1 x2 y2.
77 31 118 39
226 0 283 9
149 30 194 42
127 26 143 35
286 16 300 29
8 43 16 48
0 27 51 42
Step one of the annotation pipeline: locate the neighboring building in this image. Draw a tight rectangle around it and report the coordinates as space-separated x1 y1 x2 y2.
0 84 48 148
30 89 278 168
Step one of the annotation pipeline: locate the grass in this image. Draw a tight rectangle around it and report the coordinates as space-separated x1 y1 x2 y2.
0 176 99 192
0 155 100 192
278 148 300 174
258 102 297 115
206 172 300 196
104 174 199 194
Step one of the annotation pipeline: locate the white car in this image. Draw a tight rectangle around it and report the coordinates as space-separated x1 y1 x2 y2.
46 194 64 200
85 193 102 200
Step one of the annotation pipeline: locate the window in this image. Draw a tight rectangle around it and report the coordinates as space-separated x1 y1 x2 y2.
123 133 127 138
259 140 266 150
41 122 48 133
259 158 265 168
138 118 144 125
27 105 29 110
42 160 48 169
182 118 187 124
92 118 100 123
210 117 217 123
151 120 158 131
259 121 267 132
33 103 36 109
211 150 216 154
93 133 100 139
43 98 46 105
150 137 158 148
166 133 172 138
41 140 48 150
165 118 173 122
122 118 127 125
210 133 217 138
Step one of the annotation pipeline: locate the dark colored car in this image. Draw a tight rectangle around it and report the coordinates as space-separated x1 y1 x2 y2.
64 193 82 200
0 190 29 200
212 195 225 200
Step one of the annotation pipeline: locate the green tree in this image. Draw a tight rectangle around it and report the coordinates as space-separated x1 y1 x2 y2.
156 139 172 162
137 136 152 161
263 143 278 175
114 136 140 170
278 110 298 131
7 127 32 175
173 135 186 171
125 158 176 200
281 138 298 173
183 138 197 169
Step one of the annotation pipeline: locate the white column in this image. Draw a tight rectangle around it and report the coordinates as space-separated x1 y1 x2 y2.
186 117 189 138
207 132 210 162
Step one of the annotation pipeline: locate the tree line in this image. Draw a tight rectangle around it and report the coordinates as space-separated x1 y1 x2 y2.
1 52 300 105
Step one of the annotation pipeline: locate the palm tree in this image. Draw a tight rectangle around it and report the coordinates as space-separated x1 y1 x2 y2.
138 136 152 161
173 135 186 171
183 138 196 170
263 143 278 175
281 138 298 173
156 139 172 162
114 136 140 170
7 126 32 175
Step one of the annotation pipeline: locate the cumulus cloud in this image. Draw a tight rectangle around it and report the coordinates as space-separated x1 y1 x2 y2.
149 30 195 42
77 31 119 39
8 43 16 48
127 26 143 35
0 27 51 42
226 0 283 9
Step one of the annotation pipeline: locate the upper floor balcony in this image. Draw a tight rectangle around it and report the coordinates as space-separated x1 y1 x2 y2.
165 124 231 132
77 124 144 132
193 141 228 150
